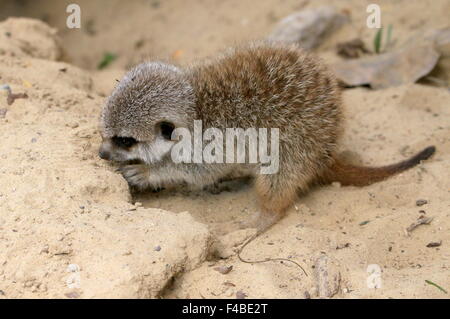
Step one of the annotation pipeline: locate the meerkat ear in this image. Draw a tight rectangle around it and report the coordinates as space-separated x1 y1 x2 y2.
157 121 176 140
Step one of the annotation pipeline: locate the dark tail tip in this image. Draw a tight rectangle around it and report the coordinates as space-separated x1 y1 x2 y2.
394 146 435 172
408 146 436 167
417 146 436 161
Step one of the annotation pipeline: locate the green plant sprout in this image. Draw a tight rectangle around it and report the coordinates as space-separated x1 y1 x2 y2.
373 24 394 54
98 52 117 70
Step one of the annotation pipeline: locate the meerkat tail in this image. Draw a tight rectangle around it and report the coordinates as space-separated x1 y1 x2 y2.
320 146 436 187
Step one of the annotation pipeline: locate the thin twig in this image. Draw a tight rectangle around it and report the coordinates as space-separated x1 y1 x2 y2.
237 233 308 277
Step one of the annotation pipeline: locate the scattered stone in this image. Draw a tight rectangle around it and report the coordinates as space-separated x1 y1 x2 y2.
214 265 233 275
268 6 348 49
154 245 161 252
236 290 247 299
426 241 442 248
336 243 350 250
64 291 80 298
406 216 433 235
416 199 428 206
223 281 235 287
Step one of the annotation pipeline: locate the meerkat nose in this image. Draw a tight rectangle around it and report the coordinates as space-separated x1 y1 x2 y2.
98 148 111 160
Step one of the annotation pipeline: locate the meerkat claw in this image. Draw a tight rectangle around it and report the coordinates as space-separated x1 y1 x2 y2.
119 164 151 190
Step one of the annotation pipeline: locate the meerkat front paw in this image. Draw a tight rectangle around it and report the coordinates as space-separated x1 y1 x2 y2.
119 164 151 191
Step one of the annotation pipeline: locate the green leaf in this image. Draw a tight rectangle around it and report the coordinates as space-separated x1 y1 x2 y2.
425 280 448 294
374 28 383 54
97 52 117 70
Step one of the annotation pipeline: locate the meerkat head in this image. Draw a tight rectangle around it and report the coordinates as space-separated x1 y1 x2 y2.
99 61 196 164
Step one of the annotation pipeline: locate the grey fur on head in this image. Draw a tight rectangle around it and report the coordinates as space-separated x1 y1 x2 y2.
100 61 197 142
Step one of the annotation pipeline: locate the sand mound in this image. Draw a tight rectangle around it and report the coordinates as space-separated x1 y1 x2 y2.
0 18 61 60
0 18 211 298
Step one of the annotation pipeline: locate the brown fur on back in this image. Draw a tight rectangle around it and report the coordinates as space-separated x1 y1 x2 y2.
188 42 343 188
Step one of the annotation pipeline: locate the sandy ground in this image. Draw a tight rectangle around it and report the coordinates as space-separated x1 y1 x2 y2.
0 0 449 298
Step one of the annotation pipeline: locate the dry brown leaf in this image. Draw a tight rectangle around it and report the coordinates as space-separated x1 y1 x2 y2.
332 44 440 89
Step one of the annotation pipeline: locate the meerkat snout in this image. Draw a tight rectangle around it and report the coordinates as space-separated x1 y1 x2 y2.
98 146 110 160
98 136 139 161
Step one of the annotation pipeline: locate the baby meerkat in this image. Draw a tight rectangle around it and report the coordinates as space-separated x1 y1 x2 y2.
99 42 435 234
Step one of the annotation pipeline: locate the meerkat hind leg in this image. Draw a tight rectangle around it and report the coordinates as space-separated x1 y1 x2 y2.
243 174 299 234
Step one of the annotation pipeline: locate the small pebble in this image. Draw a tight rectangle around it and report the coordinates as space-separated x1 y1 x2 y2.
0 84 11 92
214 266 233 274
426 241 442 248
236 290 247 299
154 245 161 251
416 199 428 206
64 291 80 298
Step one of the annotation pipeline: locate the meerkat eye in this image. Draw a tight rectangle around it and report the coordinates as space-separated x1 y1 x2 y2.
158 122 175 140
112 136 138 149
